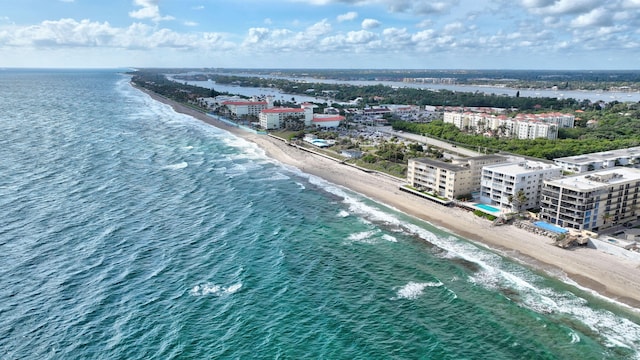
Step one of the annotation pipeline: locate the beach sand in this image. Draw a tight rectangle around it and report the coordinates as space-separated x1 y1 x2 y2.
140 87 640 309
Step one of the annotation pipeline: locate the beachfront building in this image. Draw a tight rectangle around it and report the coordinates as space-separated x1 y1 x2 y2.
553 146 640 173
259 105 313 130
407 154 507 200
480 160 562 211
539 168 640 231
222 99 269 117
461 155 509 192
407 158 474 200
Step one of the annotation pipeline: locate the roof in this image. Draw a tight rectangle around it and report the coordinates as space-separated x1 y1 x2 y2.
312 115 344 122
467 154 507 162
222 100 267 106
545 167 640 191
554 146 640 164
261 107 305 114
410 158 469 172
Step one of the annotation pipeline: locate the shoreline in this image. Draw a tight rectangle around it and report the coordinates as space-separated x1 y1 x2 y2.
136 85 640 310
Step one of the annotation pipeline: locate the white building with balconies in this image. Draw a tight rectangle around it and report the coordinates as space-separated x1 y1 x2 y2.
539 168 640 231
480 160 562 211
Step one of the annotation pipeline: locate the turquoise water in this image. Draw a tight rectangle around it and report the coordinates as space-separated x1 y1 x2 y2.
475 203 501 213
1 69 640 359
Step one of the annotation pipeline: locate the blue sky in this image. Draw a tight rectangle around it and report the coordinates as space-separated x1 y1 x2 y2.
1 0 639 69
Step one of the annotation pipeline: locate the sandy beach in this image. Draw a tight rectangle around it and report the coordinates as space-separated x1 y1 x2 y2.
140 87 640 310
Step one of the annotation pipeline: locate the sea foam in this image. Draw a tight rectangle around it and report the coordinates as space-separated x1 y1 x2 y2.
394 281 443 300
190 282 243 297
163 162 188 170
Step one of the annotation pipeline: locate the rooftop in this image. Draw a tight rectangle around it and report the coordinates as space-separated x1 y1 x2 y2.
467 154 507 162
484 160 561 175
555 146 640 164
222 100 268 106
312 115 344 122
411 158 469 172
545 167 640 191
262 107 305 114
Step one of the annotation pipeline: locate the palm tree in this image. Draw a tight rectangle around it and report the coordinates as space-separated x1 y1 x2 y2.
508 189 528 212
601 212 614 227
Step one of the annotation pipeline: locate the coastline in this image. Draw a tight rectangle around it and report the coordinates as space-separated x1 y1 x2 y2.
136 86 640 310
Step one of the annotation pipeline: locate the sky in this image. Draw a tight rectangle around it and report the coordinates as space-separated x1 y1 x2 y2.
0 0 639 69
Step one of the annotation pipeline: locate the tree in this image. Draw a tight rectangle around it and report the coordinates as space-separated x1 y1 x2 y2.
508 189 528 212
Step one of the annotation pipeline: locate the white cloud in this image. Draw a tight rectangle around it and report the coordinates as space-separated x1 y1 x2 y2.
381 27 412 49
345 30 376 44
129 0 174 22
293 0 457 14
416 19 432 28
361 18 381 29
443 22 464 34
522 0 600 15
570 8 611 28
622 0 640 8
337 11 358 22
0 18 234 51
306 19 332 36
184 21 198 27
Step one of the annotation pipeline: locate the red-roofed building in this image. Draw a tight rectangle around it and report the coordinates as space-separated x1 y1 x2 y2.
312 115 344 128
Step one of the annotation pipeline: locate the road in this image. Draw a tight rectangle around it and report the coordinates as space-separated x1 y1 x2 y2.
376 126 482 158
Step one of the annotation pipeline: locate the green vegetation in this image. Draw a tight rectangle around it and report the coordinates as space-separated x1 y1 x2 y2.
473 210 497 221
205 74 583 111
129 70 224 101
194 68 640 91
391 104 640 159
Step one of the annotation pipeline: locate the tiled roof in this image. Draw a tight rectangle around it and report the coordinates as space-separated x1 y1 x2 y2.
312 115 344 122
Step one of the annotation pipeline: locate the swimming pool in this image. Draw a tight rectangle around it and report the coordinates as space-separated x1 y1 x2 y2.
534 221 568 234
474 203 500 213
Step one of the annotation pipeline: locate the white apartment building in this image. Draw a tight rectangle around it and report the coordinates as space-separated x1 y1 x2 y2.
554 146 640 173
259 106 313 130
514 121 558 140
222 100 269 117
407 155 507 200
539 168 640 231
443 111 570 140
480 160 562 211
513 113 575 128
407 158 474 200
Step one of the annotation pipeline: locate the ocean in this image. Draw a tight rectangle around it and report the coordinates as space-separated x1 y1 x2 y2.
1 69 639 359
